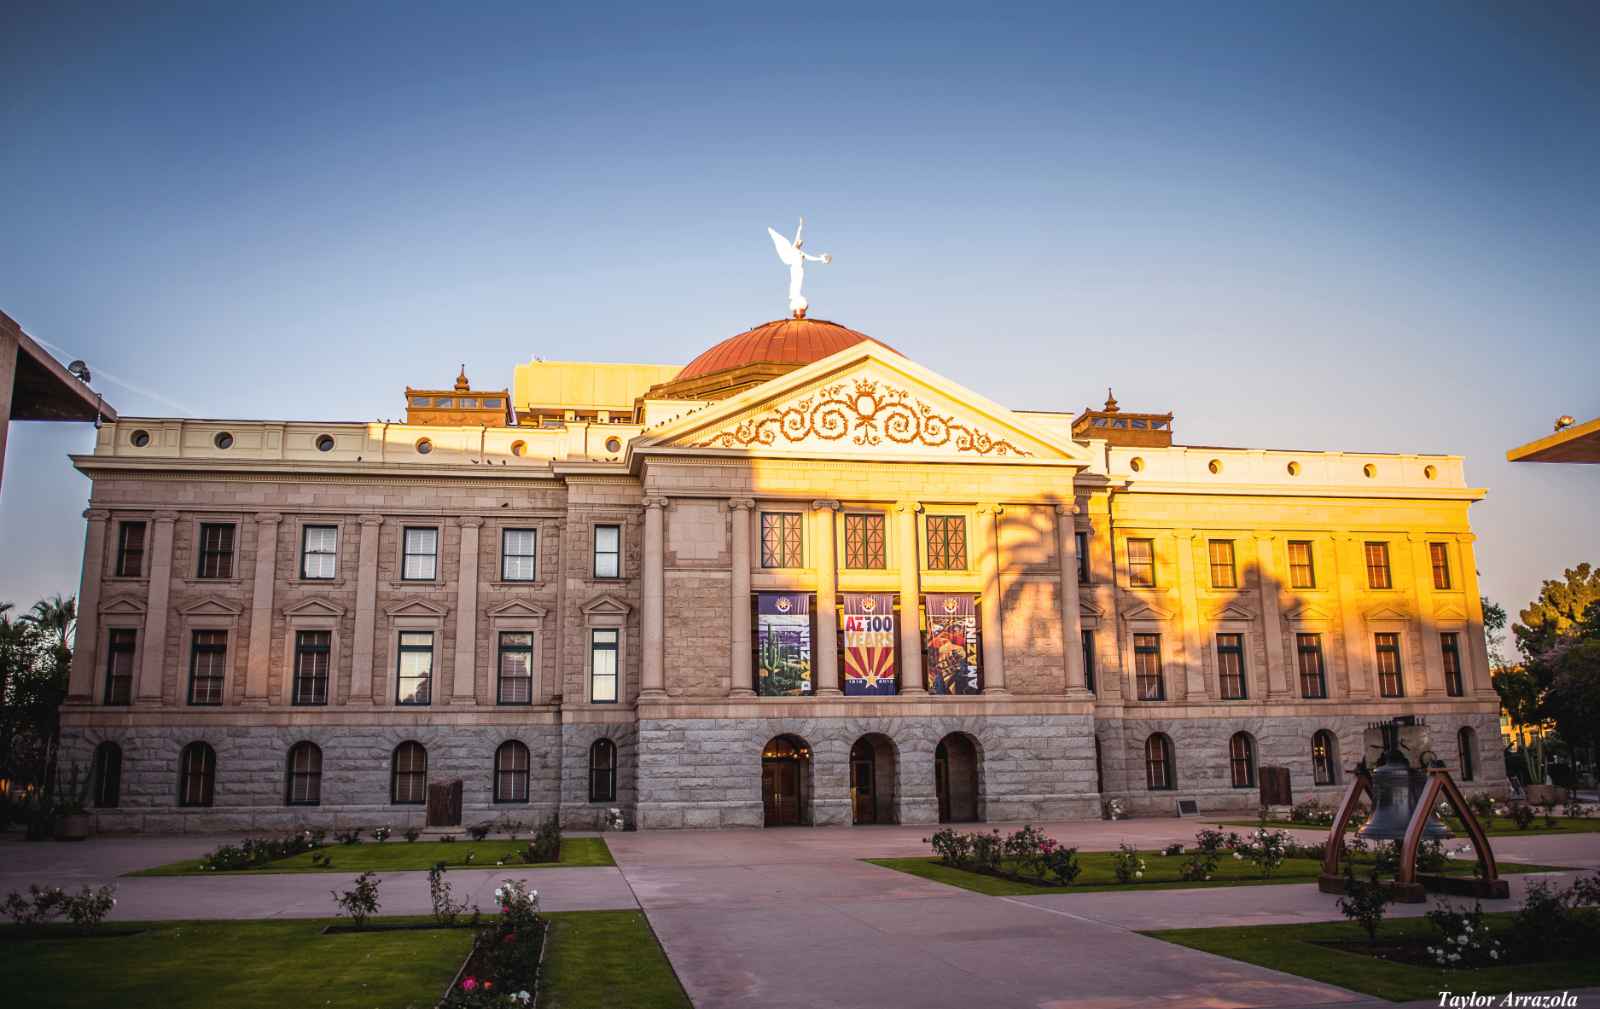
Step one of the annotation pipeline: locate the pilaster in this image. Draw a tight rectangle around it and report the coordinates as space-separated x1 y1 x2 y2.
243 512 281 704
1172 528 1206 700
452 516 483 704
1407 532 1447 697
66 509 111 703
729 499 755 696
1056 504 1090 697
896 501 926 694
1254 532 1288 697
640 496 667 699
978 503 1007 694
348 514 384 704
136 511 177 704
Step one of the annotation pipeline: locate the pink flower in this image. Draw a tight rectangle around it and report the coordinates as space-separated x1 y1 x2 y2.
462 977 478 992
502 905 511 914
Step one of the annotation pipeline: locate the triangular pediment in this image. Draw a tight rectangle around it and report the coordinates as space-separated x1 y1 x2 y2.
1079 599 1104 619
636 344 1092 464
579 593 631 617
384 598 450 618
1121 600 1174 622
487 599 549 620
1284 604 1334 623
99 595 147 616
180 596 242 617
283 597 347 619
1433 602 1469 621
1364 605 1412 623
1210 601 1256 623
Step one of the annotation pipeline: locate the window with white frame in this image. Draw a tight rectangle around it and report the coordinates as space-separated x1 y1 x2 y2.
590 628 619 703
502 528 537 581
396 631 434 705
593 524 621 578
402 527 438 581
301 525 337 579
498 631 535 704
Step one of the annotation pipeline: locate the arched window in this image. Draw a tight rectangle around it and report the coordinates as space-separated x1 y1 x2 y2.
93 741 123 808
391 741 428 805
1311 730 1338 786
1229 732 1256 789
589 738 617 803
1145 733 1174 790
179 741 216 807
495 740 531 803
1458 727 1477 782
286 742 323 806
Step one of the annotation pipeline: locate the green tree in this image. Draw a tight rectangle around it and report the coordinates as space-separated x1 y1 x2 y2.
1482 596 1508 670
1494 665 1545 784
1512 564 1600 785
0 597 76 835
1513 563 1600 658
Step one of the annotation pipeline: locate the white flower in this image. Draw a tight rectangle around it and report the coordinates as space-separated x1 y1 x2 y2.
1135 871 1143 878
1490 950 1499 959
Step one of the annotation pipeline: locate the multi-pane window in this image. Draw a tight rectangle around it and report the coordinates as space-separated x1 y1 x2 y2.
1081 630 1096 694
1145 734 1174 790
1364 541 1392 589
178 741 216 807
1134 633 1165 701
292 631 330 705
590 629 619 703
502 529 537 581
495 740 531 803
1375 632 1404 697
1229 732 1256 788
1208 540 1237 589
402 527 438 581
1127 538 1156 587
115 521 146 577
104 628 136 705
1216 633 1247 699
760 512 805 568
1457 727 1476 781
1430 542 1452 590
301 526 337 579
498 631 535 705
1075 531 1090 584
396 631 433 705
589 738 617 802
843 514 886 569
196 523 235 578
391 741 427 804
1296 633 1327 698
1312 731 1338 786
188 630 227 705
1441 632 1463 697
285 742 322 805
925 515 968 571
93 742 122 808
1287 540 1315 589
593 524 621 578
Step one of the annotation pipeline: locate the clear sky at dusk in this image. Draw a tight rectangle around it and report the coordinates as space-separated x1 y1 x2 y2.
2 2 1596 625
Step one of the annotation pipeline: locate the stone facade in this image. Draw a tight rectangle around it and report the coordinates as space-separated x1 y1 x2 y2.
57 335 1506 832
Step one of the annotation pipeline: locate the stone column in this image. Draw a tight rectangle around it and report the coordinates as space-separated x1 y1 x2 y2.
546 518 567 706
1056 504 1089 697
896 502 926 694
452 516 483 704
729 498 755 696
136 511 177 704
978 504 1007 694
812 500 841 696
1254 532 1288 698
1408 532 1446 697
1456 533 1494 696
348 514 384 704
243 512 281 704
640 496 667 699
1332 534 1372 698
1173 528 1207 700
66 509 111 703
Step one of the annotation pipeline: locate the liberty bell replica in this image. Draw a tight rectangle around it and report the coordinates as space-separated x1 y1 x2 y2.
1357 716 1452 842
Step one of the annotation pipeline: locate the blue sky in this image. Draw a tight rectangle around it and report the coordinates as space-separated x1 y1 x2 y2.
2 1 1597 624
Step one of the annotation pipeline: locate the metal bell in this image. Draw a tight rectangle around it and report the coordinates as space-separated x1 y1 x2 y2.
1358 720 1451 842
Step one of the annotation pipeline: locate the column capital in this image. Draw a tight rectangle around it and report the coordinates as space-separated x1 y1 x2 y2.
254 511 282 525
152 510 179 524
895 500 923 514
457 516 485 529
642 495 670 510
1054 503 1079 517
359 514 385 528
1172 526 1193 540
811 499 841 511
1454 532 1477 544
1251 529 1276 540
728 497 756 512
83 508 111 522
1405 530 1427 543
976 502 1005 516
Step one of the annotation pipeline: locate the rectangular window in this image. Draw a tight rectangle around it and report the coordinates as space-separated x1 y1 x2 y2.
924 515 968 570
590 628 619 703
402 527 438 581
301 525 337 580
1430 542 1452 590
1080 629 1096 693
1208 540 1237 589
196 523 235 579
1134 633 1165 701
396 631 433 705
498 631 535 704
104 628 136 705
1375 632 1404 697
1127 538 1156 588
1075 531 1090 584
760 512 804 568
1287 540 1315 589
1441 632 1463 697
115 521 146 577
843 513 886 569
1217 632 1247 699
593 524 621 578
188 629 227 705
502 528 537 581
1297 633 1327 698
1365 541 1392 589
292 630 330 705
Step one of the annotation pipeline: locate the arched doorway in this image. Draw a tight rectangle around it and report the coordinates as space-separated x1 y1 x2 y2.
849 734 898 825
762 735 812 826
935 732 981 823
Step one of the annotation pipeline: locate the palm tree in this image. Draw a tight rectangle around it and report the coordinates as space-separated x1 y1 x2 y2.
20 595 76 654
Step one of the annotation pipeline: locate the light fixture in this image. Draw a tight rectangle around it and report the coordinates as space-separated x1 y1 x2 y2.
67 360 91 383
1555 415 1575 432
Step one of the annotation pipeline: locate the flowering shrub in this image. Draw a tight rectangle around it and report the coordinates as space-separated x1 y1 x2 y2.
372 825 393 844
1002 824 1049 870
603 808 626 831
331 871 381 928
527 814 561 862
404 827 422 843
335 828 363 845
1112 843 1145 884
199 829 325 871
1469 793 1495 822
1161 842 1184 856
1289 799 1334 825
468 822 493 841
1234 827 1290 879
429 862 471 926
1039 843 1082 884
1510 803 1536 830
1103 798 1125 820
440 880 543 1008
1337 868 1390 943
1193 829 1229 857
1503 875 1600 961
4 883 117 929
1426 901 1502 967
927 828 975 868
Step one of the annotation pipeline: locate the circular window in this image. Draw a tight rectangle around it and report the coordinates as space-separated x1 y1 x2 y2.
416 438 433 455
315 434 335 453
510 440 526 457
1363 463 1376 479
214 431 234 450
130 429 151 448
1128 456 1143 473
1208 459 1222 475
605 436 622 454
1286 460 1300 476
1423 464 1437 480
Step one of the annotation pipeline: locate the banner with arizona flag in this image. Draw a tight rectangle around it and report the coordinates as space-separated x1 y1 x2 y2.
925 593 980 695
843 593 897 696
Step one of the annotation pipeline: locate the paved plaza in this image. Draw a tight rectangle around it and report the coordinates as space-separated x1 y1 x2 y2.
5 818 1597 1009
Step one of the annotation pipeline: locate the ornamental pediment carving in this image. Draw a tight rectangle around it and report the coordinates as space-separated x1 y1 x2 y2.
1209 601 1257 623
1079 599 1104 619
180 596 243 617
1284 604 1334 624
384 598 450 619
1433 602 1469 621
1120 600 1174 622
487 599 549 620
283 597 347 619
1364 605 1412 624
99 595 147 616
580 593 631 617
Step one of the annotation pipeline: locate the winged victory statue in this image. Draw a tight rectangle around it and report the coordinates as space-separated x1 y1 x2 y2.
768 217 831 318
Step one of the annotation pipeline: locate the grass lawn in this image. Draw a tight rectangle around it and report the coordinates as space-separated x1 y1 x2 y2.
130 836 615 876
1211 816 1600 837
866 851 1572 896
0 916 473 1009
1143 913 1600 1002
540 911 691 1009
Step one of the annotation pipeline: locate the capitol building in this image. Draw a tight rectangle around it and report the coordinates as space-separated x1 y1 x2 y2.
60 309 1502 831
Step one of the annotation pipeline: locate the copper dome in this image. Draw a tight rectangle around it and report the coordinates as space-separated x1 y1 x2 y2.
675 318 894 382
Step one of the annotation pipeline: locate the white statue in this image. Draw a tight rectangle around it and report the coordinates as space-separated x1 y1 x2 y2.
768 217 831 318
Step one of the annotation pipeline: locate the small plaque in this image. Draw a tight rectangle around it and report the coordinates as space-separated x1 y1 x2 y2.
1176 799 1199 816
